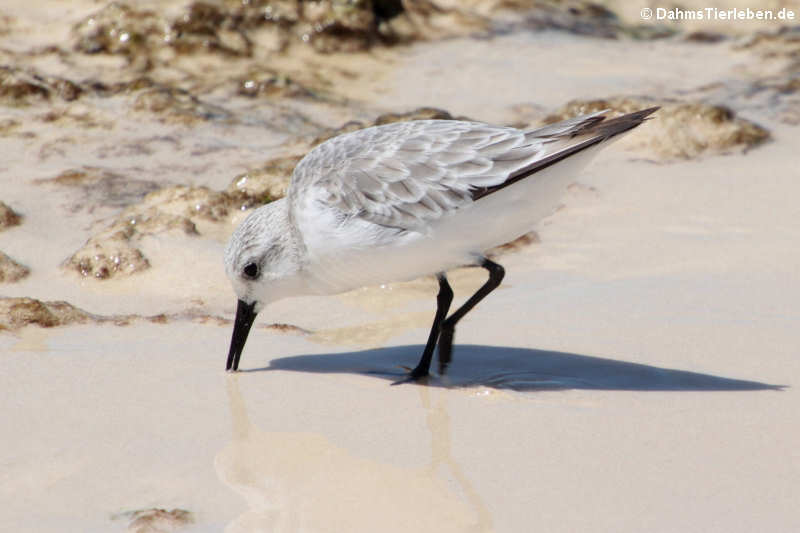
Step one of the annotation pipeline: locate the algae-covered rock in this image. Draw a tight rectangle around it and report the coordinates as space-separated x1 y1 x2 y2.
131 86 230 124
140 185 236 223
521 0 675 40
543 97 770 160
0 66 83 106
374 107 455 125
226 156 303 208
237 70 314 99
64 230 151 280
0 252 30 283
169 2 252 56
119 508 194 533
0 296 308 331
36 167 162 210
0 66 51 104
62 184 240 279
0 202 22 230
0 297 93 330
71 0 400 60
65 0 681 66
733 27 800 122
296 0 378 53
72 1 257 64
72 2 163 58
734 26 800 60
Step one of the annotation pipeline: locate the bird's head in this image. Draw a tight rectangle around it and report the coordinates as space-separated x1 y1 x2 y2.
223 200 301 371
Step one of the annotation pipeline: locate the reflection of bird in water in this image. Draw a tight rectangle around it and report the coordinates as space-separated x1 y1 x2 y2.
216 376 495 532
419 387 494 533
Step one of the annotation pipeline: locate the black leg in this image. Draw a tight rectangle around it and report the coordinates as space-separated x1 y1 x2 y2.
438 258 505 374
408 274 453 380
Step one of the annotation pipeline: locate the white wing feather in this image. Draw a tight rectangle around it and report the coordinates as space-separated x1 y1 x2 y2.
289 109 649 235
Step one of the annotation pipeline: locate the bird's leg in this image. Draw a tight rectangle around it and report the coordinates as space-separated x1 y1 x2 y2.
407 274 453 380
437 258 505 374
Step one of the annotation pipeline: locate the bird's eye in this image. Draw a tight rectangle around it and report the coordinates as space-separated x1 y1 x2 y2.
242 262 259 279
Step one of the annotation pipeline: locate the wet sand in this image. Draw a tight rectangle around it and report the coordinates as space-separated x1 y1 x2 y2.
2 1 799 531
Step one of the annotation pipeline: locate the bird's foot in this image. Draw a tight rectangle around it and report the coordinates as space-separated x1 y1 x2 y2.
391 365 431 385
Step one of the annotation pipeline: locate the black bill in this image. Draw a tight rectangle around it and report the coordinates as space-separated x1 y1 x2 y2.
226 299 257 371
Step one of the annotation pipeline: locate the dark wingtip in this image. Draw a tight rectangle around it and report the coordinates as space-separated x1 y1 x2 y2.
627 105 661 123
471 106 661 201
596 106 660 139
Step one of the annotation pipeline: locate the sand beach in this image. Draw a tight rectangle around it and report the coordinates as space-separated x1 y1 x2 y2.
1 1 799 531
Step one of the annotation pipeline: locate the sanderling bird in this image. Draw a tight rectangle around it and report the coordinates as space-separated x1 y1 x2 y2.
224 107 658 379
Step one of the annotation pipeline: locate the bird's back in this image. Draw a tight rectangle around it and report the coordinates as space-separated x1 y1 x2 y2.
288 110 656 292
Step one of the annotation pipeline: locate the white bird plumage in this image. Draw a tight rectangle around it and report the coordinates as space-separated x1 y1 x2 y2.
224 107 658 376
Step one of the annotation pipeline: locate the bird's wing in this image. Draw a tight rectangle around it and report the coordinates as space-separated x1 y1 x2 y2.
290 109 656 232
